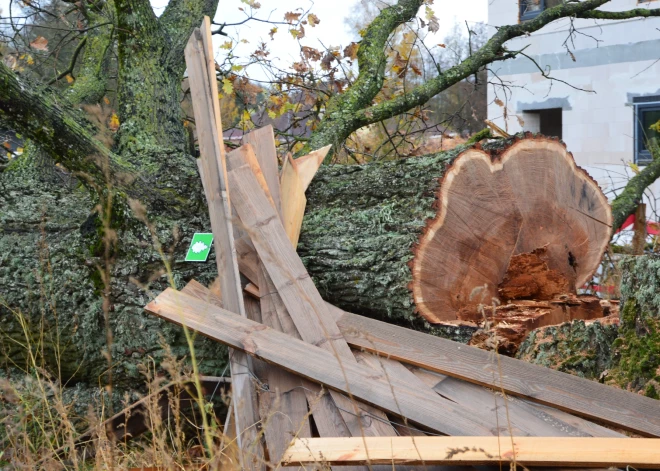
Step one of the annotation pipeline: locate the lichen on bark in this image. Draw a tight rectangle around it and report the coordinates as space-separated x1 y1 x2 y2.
516 320 618 380
606 255 660 398
299 146 469 334
0 146 227 388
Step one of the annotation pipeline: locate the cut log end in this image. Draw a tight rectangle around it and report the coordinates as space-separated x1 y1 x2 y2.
410 136 613 325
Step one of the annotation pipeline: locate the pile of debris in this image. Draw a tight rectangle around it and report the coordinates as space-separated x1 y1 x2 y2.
142 18 660 470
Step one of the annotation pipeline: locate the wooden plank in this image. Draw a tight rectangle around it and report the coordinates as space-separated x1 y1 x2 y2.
256 267 312 466
235 236 259 286
408 366 622 438
294 145 331 191
282 437 660 468
226 151 398 438
184 21 264 470
229 144 375 456
243 125 282 216
322 304 624 439
146 288 509 436
279 154 307 248
244 283 260 299
334 311 660 437
182 280 300 466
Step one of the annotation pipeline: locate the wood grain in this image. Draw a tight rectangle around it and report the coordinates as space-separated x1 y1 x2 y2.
184 19 263 470
336 310 660 437
408 366 623 438
226 148 399 438
294 145 331 191
282 437 660 467
279 154 307 248
145 288 501 436
243 125 282 216
410 139 612 323
324 304 621 439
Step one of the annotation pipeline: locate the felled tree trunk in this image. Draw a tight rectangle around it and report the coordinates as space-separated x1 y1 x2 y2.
299 135 612 338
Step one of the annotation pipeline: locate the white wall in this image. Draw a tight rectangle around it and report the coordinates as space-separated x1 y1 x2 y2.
486 0 660 207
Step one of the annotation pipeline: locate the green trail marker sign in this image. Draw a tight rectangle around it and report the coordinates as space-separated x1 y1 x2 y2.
185 233 214 262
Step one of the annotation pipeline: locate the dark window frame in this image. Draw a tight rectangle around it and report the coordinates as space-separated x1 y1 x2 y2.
634 96 660 165
520 0 545 21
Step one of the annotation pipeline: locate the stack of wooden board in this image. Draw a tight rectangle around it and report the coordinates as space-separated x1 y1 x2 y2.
144 18 660 470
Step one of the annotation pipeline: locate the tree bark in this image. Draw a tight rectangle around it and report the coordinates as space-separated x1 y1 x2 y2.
607 255 660 399
299 135 611 334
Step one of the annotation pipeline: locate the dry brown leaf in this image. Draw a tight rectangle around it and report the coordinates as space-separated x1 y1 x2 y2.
320 52 336 70
307 13 320 27
494 97 504 107
292 61 308 73
30 36 48 51
302 46 322 61
343 42 359 60
392 51 408 78
284 11 301 23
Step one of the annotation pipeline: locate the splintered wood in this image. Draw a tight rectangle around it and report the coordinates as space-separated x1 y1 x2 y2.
142 19 660 470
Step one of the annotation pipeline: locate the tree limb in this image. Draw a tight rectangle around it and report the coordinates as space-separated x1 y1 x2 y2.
309 0 660 159
160 0 220 75
309 0 423 159
353 0 616 129
577 7 660 20
48 37 87 85
0 60 126 181
610 153 660 233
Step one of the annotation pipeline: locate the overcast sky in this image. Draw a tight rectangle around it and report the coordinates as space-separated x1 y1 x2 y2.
187 0 489 78
2 0 489 78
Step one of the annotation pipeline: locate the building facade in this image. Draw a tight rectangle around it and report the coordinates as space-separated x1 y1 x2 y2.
487 0 660 218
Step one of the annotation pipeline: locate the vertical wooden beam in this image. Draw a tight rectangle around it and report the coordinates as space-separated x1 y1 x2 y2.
184 18 264 470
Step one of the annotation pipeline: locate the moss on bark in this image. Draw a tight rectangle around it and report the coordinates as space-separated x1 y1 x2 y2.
299 145 479 340
606 255 660 397
0 146 227 389
516 320 618 379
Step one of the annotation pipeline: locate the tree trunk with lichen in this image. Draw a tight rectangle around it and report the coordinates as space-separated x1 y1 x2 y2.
0 0 222 395
299 144 477 341
606 255 660 398
516 255 660 401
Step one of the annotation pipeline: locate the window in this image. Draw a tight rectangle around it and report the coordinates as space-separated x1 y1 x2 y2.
634 96 660 164
520 0 565 21
521 108 563 139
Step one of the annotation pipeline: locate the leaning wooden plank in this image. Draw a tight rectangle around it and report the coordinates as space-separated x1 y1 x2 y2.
279 154 307 247
146 288 507 436
227 144 384 448
184 22 264 470
226 151 398 438
282 437 660 468
243 125 282 216
408 366 623 438
294 145 331 191
335 311 660 437
322 304 623 440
